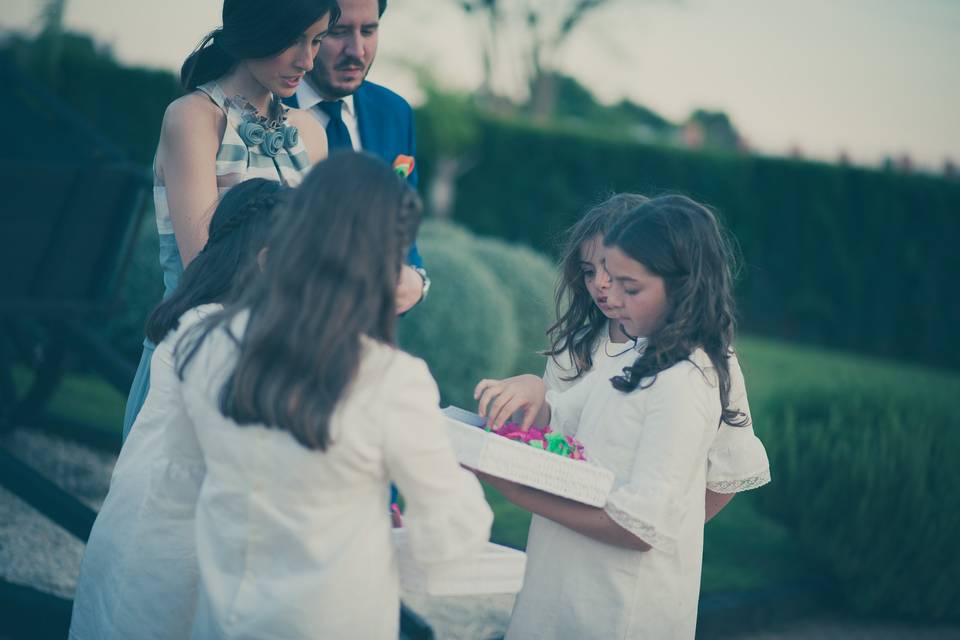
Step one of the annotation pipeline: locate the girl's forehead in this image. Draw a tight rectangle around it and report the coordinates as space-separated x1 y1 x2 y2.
578 233 605 262
604 246 655 280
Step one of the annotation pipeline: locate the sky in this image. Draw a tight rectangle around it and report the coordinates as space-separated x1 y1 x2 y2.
3 0 958 170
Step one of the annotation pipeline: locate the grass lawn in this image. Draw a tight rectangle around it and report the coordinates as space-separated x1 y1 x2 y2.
16 334 959 595
11 366 126 437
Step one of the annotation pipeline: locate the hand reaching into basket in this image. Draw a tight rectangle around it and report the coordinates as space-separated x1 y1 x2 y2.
474 374 549 430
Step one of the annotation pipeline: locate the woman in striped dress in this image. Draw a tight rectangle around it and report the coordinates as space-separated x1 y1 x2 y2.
123 0 339 438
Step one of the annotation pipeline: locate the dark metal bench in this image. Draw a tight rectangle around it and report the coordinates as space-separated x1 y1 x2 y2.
0 54 151 639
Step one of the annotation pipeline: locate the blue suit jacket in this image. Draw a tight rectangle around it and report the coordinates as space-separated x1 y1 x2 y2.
285 81 422 267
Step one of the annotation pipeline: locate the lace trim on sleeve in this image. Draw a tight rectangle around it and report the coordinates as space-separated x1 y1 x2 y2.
706 469 771 494
604 503 677 555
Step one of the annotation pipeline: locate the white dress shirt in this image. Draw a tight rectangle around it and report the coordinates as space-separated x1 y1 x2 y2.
295 78 363 151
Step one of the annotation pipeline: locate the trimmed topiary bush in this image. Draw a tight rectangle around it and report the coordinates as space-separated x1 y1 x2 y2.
399 227 520 408
756 384 960 620
400 220 558 407
470 236 556 376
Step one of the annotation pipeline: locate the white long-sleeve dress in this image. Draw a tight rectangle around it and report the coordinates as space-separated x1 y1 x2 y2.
70 304 219 640
543 334 771 493
507 342 770 639
180 314 493 640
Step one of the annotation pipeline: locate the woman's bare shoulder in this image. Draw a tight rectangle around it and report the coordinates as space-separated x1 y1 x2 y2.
161 91 224 138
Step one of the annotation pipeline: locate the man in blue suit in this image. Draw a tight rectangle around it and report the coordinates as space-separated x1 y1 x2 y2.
286 0 429 314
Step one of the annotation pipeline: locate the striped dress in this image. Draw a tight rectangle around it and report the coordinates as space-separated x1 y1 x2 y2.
122 81 313 439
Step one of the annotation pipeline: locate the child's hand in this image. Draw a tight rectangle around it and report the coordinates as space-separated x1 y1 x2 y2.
474 374 547 430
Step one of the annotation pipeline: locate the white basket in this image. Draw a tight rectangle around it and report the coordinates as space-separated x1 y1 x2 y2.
441 406 615 507
392 529 526 596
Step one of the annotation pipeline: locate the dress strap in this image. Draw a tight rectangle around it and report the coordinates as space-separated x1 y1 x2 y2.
195 81 229 111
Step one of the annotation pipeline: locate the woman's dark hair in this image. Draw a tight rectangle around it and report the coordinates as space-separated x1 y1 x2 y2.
145 178 288 344
180 0 341 91
545 193 649 381
178 152 423 451
605 195 748 427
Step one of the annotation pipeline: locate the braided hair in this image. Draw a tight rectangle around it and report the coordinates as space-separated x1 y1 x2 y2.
203 190 284 249
145 179 289 344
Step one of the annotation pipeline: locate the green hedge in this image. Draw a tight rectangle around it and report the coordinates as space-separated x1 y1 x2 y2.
399 220 556 407
5 33 180 164
755 383 960 620
417 115 960 370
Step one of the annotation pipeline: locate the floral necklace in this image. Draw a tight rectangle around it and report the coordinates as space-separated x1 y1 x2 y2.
232 94 300 163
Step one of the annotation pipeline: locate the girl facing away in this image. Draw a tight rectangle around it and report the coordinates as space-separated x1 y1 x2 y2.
475 195 771 639
542 193 770 519
123 0 338 438
175 153 492 639
70 178 290 640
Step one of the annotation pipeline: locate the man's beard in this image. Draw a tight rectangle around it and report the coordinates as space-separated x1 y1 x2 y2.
312 56 370 98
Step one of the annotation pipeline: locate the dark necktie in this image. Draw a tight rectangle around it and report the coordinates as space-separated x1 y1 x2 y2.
316 100 353 151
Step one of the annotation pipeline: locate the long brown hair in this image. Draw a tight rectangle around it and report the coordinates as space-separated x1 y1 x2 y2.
545 193 649 381
178 152 422 449
605 195 747 427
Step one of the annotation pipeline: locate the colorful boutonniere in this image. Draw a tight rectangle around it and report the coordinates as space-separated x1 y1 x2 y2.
392 154 415 179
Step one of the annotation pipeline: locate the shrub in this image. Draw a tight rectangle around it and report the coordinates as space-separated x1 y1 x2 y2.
469 237 556 375
399 225 521 408
400 220 558 406
756 384 960 620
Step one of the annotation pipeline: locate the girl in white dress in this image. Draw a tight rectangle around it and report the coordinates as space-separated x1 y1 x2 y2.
475 195 769 639
70 179 290 640
541 193 769 516
175 153 492 640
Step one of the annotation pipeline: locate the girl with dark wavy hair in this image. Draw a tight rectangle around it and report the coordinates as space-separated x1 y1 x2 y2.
123 0 339 438
475 195 770 639
543 193 649 386
176 153 492 639
542 194 767 522
70 179 288 640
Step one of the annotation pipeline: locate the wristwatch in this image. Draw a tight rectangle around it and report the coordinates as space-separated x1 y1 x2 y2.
413 266 431 301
